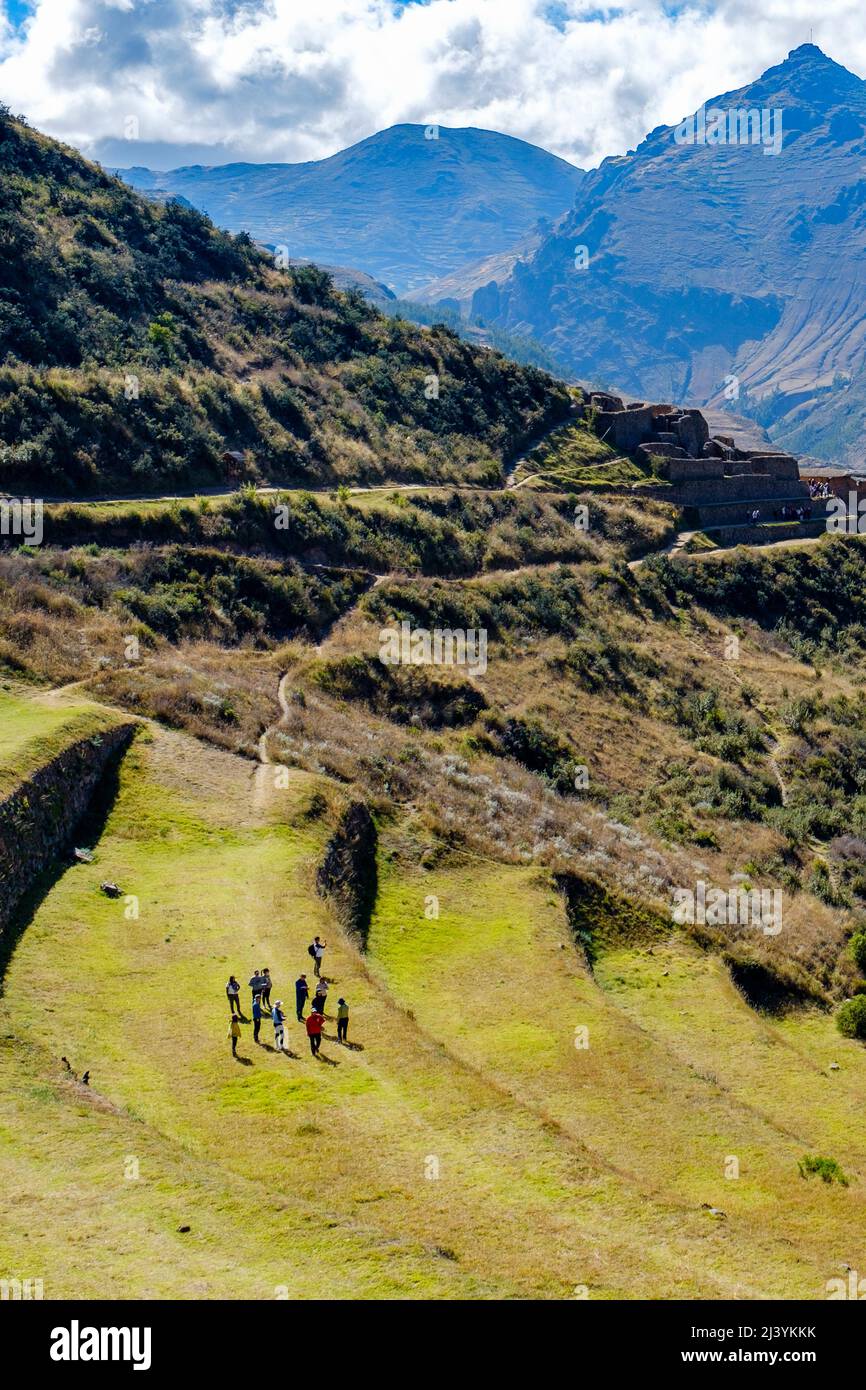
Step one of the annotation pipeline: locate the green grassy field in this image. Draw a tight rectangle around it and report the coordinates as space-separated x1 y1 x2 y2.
1 689 864 1299
0 686 125 795
369 856 866 1297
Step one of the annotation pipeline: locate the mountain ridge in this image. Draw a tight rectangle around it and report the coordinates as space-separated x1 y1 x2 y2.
0 107 570 496
464 44 866 464
112 123 584 295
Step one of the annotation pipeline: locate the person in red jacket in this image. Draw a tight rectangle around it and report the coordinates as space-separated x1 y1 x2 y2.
305 1008 323 1057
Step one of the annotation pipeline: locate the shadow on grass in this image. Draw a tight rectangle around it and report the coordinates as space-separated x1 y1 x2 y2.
260 1042 300 1058
323 1032 364 1051
0 747 126 997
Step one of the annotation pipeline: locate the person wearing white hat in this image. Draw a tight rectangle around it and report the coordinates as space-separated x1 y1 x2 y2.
272 1000 286 1052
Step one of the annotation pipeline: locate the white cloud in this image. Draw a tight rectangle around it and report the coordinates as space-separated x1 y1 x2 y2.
1 0 865 169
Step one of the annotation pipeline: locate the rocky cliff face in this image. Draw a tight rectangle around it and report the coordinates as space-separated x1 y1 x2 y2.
0 723 136 935
486 45 866 465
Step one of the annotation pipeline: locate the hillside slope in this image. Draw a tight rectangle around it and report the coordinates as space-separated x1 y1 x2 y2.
114 125 584 296
0 110 570 497
3 692 866 1299
5 96 866 1305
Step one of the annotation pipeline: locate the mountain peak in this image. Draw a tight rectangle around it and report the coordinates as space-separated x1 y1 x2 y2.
756 41 864 101
491 42 866 466
114 123 583 294
690 41 866 117
786 43 829 62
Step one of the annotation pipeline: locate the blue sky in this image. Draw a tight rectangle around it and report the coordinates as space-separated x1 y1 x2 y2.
0 1 860 170
4 0 32 27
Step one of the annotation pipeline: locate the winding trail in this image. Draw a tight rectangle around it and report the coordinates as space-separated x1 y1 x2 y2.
3 481 446 508
7 411 856 797
257 671 292 767
766 734 790 807
628 516 859 570
502 404 580 489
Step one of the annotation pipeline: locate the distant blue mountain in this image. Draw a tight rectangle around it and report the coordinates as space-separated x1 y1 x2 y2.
113 124 583 295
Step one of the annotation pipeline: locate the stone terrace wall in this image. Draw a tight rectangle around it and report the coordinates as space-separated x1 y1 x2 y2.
0 722 136 935
587 392 809 515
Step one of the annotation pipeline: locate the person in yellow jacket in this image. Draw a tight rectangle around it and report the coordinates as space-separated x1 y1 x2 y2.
228 1015 242 1057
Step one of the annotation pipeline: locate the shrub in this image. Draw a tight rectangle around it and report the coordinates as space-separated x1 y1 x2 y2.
808 859 846 907
481 713 580 795
836 994 866 1039
798 1154 849 1186
850 931 866 974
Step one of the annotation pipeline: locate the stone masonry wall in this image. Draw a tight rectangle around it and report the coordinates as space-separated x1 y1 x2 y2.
0 722 136 935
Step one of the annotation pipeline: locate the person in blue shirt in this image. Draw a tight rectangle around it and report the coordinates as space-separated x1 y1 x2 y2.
252 995 263 1044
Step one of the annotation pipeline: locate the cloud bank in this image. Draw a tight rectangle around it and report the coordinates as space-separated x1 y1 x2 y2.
0 0 863 170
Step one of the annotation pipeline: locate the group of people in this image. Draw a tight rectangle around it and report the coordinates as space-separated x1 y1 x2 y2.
777 501 814 522
225 936 351 1059
746 502 818 525
807 479 832 500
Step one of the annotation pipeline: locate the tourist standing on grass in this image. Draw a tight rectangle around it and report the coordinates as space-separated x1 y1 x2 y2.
226 976 241 1015
272 1000 286 1052
313 978 328 1014
305 1009 323 1057
228 1015 241 1057
336 998 349 1045
249 969 266 1009
252 995 263 1044
310 937 326 978
261 969 273 1009
295 974 309 1021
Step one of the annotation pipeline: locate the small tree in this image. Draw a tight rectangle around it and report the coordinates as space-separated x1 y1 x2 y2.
836 995 866 1039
